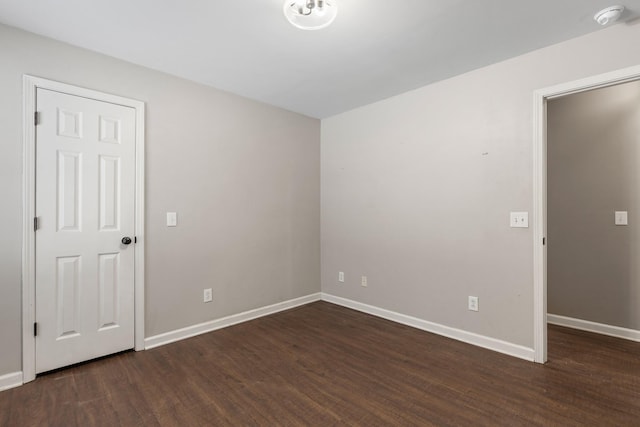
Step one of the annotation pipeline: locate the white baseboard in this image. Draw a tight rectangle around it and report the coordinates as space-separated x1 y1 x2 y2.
321 293 535 362
145 293 322 350
0 371 23 392
547 314 640 342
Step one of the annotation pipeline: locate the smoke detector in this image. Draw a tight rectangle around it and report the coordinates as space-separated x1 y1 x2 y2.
594 5 625 25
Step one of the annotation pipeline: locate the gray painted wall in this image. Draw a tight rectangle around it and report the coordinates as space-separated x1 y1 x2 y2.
0 23 320 376
548 81 640 330
321 23 640 348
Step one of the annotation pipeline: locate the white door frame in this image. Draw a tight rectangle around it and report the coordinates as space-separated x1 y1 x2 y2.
22 75 145 383
532 64 640 363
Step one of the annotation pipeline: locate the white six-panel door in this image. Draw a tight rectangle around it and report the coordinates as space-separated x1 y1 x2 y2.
35 88 136 373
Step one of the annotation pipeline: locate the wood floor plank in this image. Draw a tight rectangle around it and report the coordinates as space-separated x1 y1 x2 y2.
1 301 639 426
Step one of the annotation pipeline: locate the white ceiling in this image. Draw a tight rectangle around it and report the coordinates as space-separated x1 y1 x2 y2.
0 0 639 118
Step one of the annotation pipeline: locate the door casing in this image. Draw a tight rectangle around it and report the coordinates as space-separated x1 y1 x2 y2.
22 75 145 383
532 64 640 364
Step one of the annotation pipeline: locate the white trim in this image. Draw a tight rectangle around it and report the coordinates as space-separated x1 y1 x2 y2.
145 293 322 350
21 75 37 384
532 89 547 364
321 294 535 362
533 64 640 365
133 85 146 352
22 75 146 383
548 314 640 342
0 372 23 392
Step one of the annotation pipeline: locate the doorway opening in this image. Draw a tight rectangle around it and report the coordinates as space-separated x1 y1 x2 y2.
533 65 640 363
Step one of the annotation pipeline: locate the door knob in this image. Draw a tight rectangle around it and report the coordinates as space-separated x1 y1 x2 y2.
121 237 132 245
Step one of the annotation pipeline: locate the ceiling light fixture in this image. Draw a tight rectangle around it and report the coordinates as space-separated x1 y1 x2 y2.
283 0 337 30
594 5 625 25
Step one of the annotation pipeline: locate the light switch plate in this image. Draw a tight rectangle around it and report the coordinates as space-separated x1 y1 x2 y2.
167 212 177 227
615 211 628 226
510 212 529 228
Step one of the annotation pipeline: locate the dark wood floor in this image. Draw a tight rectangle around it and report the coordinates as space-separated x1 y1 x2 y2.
1 301 639 426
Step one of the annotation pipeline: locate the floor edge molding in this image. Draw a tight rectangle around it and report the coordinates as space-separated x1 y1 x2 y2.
322 293 535 361
0 371 23 392
548 313 640 342
145 293 323 350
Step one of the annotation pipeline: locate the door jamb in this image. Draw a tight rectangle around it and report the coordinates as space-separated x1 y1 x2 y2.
22 75 146 383
533 64 640 363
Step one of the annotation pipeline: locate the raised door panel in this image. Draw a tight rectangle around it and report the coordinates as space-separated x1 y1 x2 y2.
99 116 121 144
98 253 119 330
99 156 120 231
57 151 82 232
57 109 83 139
56 256 81 339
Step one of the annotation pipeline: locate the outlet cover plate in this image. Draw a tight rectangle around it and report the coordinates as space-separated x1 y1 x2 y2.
468 296 479 312
203 288 212 303
615 211 628 226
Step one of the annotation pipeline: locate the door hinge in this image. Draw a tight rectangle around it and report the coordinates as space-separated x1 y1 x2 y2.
543 237 546 245
34 111 40 126
34 216 39 231
34 322 38 337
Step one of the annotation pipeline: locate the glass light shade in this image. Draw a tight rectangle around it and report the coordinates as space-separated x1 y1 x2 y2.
283 0 338 30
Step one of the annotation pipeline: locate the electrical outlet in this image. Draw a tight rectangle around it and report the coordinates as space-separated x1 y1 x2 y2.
361 276 368 287
338 271 345 283
468 296 479 312
203 288 212 303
